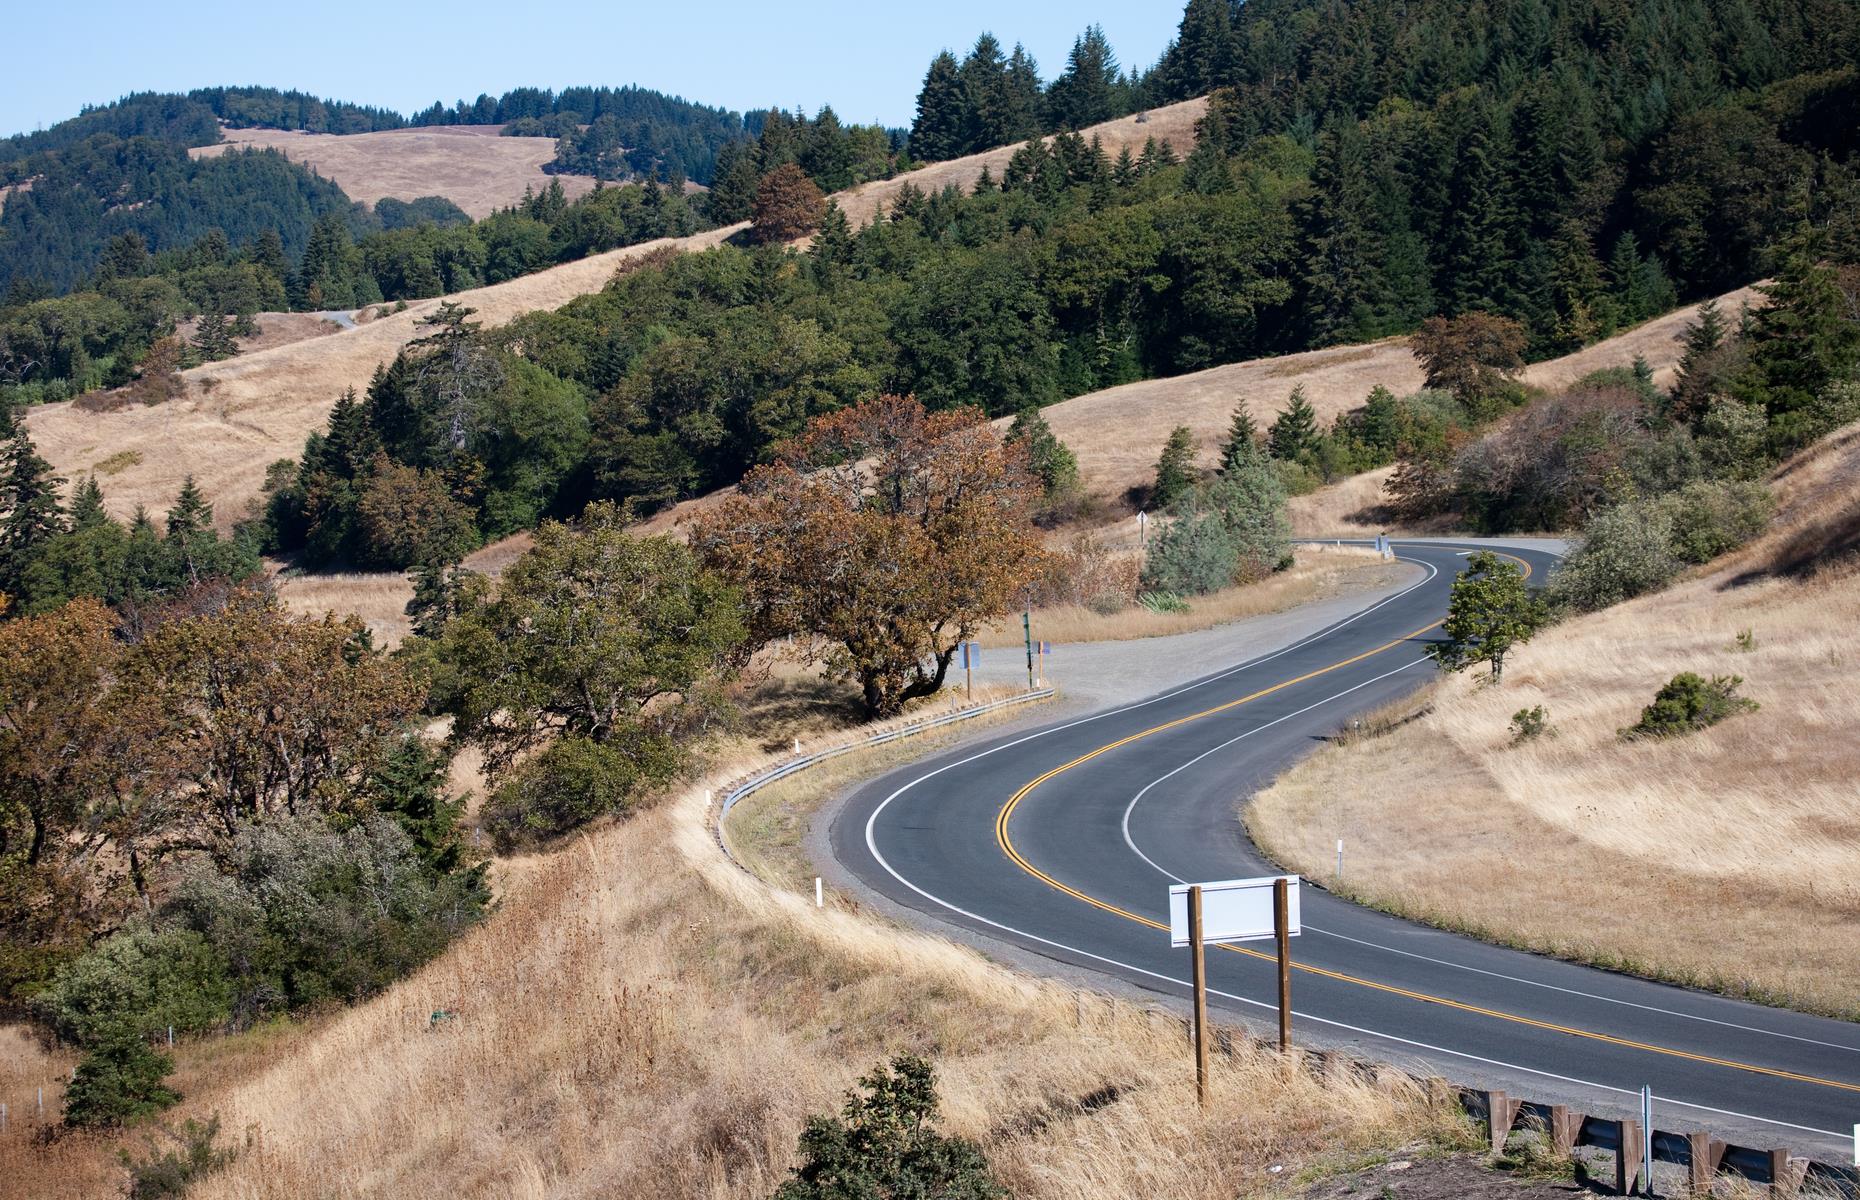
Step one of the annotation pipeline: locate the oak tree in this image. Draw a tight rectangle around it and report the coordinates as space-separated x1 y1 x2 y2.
692 395 1044 717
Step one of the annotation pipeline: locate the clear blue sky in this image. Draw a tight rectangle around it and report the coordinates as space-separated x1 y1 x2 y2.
2 1 1184 138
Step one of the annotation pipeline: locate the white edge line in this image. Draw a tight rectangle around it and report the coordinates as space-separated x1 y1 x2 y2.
854 545 1851 1149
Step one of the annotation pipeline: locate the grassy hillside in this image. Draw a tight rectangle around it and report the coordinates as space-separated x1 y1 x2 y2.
23 99 1210 528
1250 420 1860 1018
191 125 603 219
2 729 1465 1198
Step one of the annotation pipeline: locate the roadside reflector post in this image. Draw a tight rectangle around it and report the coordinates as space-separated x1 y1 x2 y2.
1022 611 1034 691
1335 838 1343 887
815 877 823 909
962 641 975 701
1188 884 1210 1109
1641 1086 1655 1197
1274 877 1292 1053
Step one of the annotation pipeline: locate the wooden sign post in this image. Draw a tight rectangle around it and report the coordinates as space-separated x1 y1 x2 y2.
1274 876 1292 1053
1189 885 1210 1108
1169 874 1303 1102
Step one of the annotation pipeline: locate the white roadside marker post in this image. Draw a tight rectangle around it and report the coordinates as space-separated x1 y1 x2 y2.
815 877 823 909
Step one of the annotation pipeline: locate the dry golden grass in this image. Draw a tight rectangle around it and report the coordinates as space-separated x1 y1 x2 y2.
270 530 535 647
721 683 1044 894
1287 468 1401 538
1249 423 1860 1018
24 227 742 528
978 546 1401 648
0 668 1470 1198
190 125 601 219
118 777 1453 1198
178 311 345 358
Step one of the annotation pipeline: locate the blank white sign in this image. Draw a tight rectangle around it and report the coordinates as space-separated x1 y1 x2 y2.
1169 875 1301 947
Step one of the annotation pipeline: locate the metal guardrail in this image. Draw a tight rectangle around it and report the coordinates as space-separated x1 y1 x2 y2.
712 688 1057 866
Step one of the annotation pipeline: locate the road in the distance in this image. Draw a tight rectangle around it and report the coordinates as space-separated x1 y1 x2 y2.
831 541 1860 1159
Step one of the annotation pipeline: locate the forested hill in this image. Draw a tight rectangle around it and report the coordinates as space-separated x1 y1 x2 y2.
0 85 770 300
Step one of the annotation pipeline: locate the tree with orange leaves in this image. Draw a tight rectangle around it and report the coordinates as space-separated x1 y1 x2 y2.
692 395 1045 717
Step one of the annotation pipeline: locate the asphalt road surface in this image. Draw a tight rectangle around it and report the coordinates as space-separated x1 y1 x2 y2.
831 540 1860 1160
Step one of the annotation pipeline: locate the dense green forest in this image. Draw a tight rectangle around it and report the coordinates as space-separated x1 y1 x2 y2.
0 178 703 405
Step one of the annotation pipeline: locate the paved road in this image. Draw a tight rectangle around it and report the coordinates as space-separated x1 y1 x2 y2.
831 541 1860 1160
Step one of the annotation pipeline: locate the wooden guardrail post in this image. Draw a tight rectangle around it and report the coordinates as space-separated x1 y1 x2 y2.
1687 1131 1713 1193
1483 1090 1520 1154
1769 1147 1797 1197
1549 1104 1578 1156
1616 1119 1643 1196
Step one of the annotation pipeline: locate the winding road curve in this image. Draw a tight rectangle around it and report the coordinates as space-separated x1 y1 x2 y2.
831 541 1860 1158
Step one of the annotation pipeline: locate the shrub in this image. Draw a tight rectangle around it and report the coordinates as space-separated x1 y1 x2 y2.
120 1114 237 1199
774 1055 1004 1200
63 1031 178 1127
1696 396 1770 479
34 926 233 1047
1141 446 1291 597
1024 534 1136 609
1509 705 1551 744
1623 673 1759 739
166 813 488 1021
1138 590 1190 614
1657 479 1772 564
1142 512 1247 596
481 733 680 851
1545 502 1680 613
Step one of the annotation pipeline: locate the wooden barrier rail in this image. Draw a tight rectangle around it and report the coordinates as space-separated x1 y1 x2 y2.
1463 1088 1860 1197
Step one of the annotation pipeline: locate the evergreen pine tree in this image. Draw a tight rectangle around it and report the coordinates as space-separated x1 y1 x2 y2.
1152 425 1198 509
69 475 108 530
1003 45 1045 143
958 34 1013 154
1302 118 1377 344
191 312 239 362
1113 145 1137 187
1006 407 1079 503
1220 402 1260 471
0 406 68 597
1047 26 1121 130
1267 387 1320 461
1158 0 1239 100
910 51 966 162
1739 225 1860 445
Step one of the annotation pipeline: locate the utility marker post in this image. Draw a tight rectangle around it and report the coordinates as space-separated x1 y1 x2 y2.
1188 885 1210 1109
1022 611 1034 691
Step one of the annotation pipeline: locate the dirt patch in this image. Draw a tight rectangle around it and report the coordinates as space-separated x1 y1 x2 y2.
1300 1154 1589 1200
190 125 601 219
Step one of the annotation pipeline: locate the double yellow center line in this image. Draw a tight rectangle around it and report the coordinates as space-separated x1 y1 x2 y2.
992 551 1860 1096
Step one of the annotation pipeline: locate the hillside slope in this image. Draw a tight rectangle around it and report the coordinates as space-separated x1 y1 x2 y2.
1250 420 1860 1017
1037 285 1761 510
190 125 602 218
25 98 1211 526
